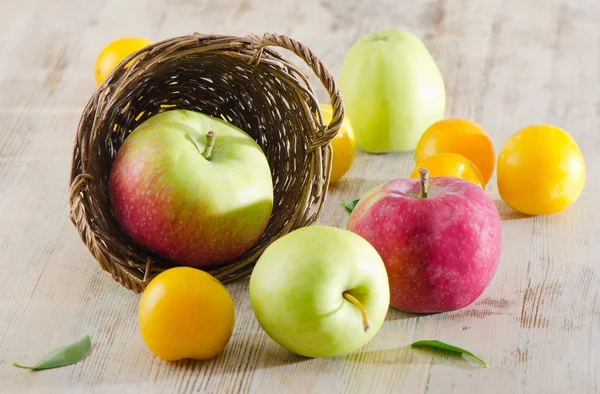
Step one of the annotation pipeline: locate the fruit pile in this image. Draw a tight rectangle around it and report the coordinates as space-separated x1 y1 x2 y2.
93 31 585 363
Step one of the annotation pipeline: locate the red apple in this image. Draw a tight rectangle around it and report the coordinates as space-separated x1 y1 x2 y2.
347 169 502 313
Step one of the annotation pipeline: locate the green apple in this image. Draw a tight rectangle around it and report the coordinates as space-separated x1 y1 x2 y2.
110 109 273 268
339 28 446 153
249 226 390 357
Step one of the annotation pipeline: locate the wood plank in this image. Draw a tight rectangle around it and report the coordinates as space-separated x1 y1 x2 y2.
0 0 598 392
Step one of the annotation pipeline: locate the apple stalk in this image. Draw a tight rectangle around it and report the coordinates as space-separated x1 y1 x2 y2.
202 131 216 160
419 167 429 198
342 292 370 332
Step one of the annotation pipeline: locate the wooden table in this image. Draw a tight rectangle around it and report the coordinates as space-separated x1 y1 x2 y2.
2 0 599 392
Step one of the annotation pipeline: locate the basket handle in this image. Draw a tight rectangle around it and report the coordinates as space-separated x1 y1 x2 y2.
248 33 344 140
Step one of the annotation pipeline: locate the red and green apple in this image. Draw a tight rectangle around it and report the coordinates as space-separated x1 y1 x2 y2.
109 109 273 268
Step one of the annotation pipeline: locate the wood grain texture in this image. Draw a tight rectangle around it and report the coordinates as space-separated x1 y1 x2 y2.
1 0 599 392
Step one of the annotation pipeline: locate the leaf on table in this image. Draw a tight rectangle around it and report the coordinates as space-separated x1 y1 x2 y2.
411 339 488 368
13 335 92 371
341 199 360 214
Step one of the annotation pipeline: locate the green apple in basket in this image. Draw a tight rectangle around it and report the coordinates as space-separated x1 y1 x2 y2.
109 109 274 267
249 226 390 357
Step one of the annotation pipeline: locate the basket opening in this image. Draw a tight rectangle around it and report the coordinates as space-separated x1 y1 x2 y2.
91 51 318 270
71 35 338 291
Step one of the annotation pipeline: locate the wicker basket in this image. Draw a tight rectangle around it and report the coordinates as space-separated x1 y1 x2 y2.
69 33 343 293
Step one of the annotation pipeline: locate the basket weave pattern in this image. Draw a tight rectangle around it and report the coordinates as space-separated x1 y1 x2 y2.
69 33 343 293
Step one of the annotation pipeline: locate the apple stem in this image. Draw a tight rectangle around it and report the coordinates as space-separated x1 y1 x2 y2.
201 131 216 160
343 292 370 333
419 167 429 198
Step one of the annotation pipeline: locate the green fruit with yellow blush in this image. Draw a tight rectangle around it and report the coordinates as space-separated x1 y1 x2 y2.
249 226 390 358
339 29 446 153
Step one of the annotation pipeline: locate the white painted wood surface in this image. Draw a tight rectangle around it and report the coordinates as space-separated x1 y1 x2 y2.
1 0 599 392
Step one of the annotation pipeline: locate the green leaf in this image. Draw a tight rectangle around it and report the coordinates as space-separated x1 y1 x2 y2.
13 335 91 371
411 340 488 368
341 199 360 214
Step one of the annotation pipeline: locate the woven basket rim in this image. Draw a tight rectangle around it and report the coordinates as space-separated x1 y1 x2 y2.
69 32 344 293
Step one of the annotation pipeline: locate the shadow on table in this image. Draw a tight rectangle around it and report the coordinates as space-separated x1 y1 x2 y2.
346 345 484 370
385 308 423 321
494 198 532 221
327 177 364 192
170 332 309 372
